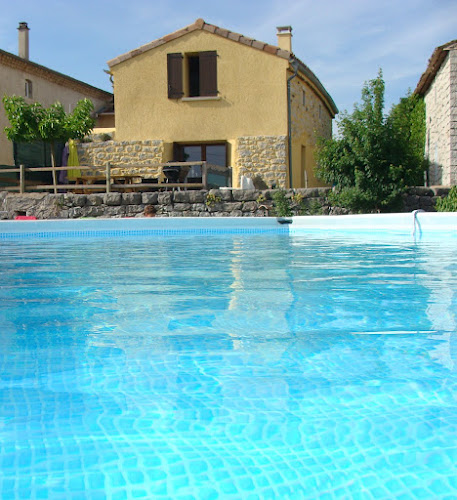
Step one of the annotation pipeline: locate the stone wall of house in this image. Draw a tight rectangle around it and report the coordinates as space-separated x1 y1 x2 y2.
0 187 450 220
425 51 454 185
78 134 290 189
290 77 332 143
236 136 287 188
77 136 164 178
450 48 457 185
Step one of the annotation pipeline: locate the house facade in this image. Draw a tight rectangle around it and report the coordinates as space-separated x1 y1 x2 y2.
0 22 112 166
100 19 337 188
415 39 457 186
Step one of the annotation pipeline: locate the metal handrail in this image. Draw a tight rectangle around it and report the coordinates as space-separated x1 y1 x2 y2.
412 209 424 239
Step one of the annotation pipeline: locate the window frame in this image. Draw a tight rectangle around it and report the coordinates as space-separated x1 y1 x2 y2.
167 51 218 99
173 142 227 166
25 79 33 99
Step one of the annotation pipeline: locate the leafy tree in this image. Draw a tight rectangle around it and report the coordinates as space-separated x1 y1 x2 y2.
387 91 427 186
3 96 95 192
315 71 426 213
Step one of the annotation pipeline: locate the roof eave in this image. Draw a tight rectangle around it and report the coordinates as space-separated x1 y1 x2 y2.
0 48 112 100
107 18 292 68
414 40 457 96
291 56 338 117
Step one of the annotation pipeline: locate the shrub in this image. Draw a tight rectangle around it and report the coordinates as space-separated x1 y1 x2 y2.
272 190 293 217
435 187 457 212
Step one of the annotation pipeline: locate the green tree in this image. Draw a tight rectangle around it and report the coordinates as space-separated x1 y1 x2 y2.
3 96 95 192
387 91 427 186
315 71 426 213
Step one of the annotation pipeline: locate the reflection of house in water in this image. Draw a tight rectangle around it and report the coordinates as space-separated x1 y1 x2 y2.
225 235 294 351
419 243 457 371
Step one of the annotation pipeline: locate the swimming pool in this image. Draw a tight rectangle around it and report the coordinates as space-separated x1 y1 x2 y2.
1 215 457 499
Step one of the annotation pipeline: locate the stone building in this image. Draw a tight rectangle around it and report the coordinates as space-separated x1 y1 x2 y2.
0 22 112 166
92 19 338 189
415 39 457 186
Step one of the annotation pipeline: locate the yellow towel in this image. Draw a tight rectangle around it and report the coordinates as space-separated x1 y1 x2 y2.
67 139 81 181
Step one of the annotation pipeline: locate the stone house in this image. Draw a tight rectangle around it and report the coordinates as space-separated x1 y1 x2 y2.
0 22 112 167
85 19 337 189
415 39 457 186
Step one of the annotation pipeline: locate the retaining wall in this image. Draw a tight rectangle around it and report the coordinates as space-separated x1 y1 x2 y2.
0 187 451 220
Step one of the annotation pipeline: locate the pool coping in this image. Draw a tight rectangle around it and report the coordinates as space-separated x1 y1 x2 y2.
0 212 456 239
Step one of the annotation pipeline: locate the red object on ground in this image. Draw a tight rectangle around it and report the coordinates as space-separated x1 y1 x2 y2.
14 216 37 220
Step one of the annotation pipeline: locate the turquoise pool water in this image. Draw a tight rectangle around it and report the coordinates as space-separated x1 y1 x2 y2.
1 229 457 499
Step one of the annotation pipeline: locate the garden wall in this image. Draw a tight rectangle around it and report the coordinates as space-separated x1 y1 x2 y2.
0 187 451 220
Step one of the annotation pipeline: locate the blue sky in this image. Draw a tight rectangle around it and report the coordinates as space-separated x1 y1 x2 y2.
1 0 456 117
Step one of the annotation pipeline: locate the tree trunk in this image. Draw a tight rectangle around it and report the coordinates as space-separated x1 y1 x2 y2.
50 142 57 194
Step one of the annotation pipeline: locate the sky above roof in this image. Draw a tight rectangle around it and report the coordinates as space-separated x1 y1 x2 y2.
1 0 456 118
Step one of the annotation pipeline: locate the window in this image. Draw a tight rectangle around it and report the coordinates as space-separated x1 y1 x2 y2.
302 89 306 106
173 142 229 187
174 143 226 166
25 79 33 98
167 51 218 99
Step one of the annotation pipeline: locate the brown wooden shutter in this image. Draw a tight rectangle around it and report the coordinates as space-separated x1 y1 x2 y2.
199 51 218 97
167 53 183 99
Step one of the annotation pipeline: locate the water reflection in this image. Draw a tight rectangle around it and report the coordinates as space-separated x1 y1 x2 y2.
2 234 457 498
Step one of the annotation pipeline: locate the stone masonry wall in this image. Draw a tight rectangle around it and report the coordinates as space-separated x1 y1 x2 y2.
425 53 452 185
77 136 165 178
0 187 450 220
236 136 287 188
290 77 332 144
450 48 457 185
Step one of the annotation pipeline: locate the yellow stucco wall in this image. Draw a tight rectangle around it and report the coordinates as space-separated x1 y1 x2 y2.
290 75 333 188
111 30 289 145
110 28 335 188
0 63 109 166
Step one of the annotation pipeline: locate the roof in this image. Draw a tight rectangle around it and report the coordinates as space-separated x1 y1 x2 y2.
107 18 291 67
107 18 338 116
0 48 112 101
415 39 457 96
293 56 338 116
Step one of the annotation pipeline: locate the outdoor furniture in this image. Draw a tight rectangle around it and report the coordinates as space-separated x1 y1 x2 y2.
162 165 190 183
1 161 220 193
75 174 142 193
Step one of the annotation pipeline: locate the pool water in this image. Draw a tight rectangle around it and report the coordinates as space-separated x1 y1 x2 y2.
1 232 457 499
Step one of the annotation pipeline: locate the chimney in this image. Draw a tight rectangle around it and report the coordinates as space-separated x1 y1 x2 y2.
18 22 30 60
276 26 292 52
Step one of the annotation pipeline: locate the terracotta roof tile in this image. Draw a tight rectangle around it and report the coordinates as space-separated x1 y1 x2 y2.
144 39 165 51
215 27 230 38
162 32 179 43
228 32 241 42
263 44 278 55
203 24 217 34
239 36 254 47
276 49 290 60
252 40 266 51
195 18 205 28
